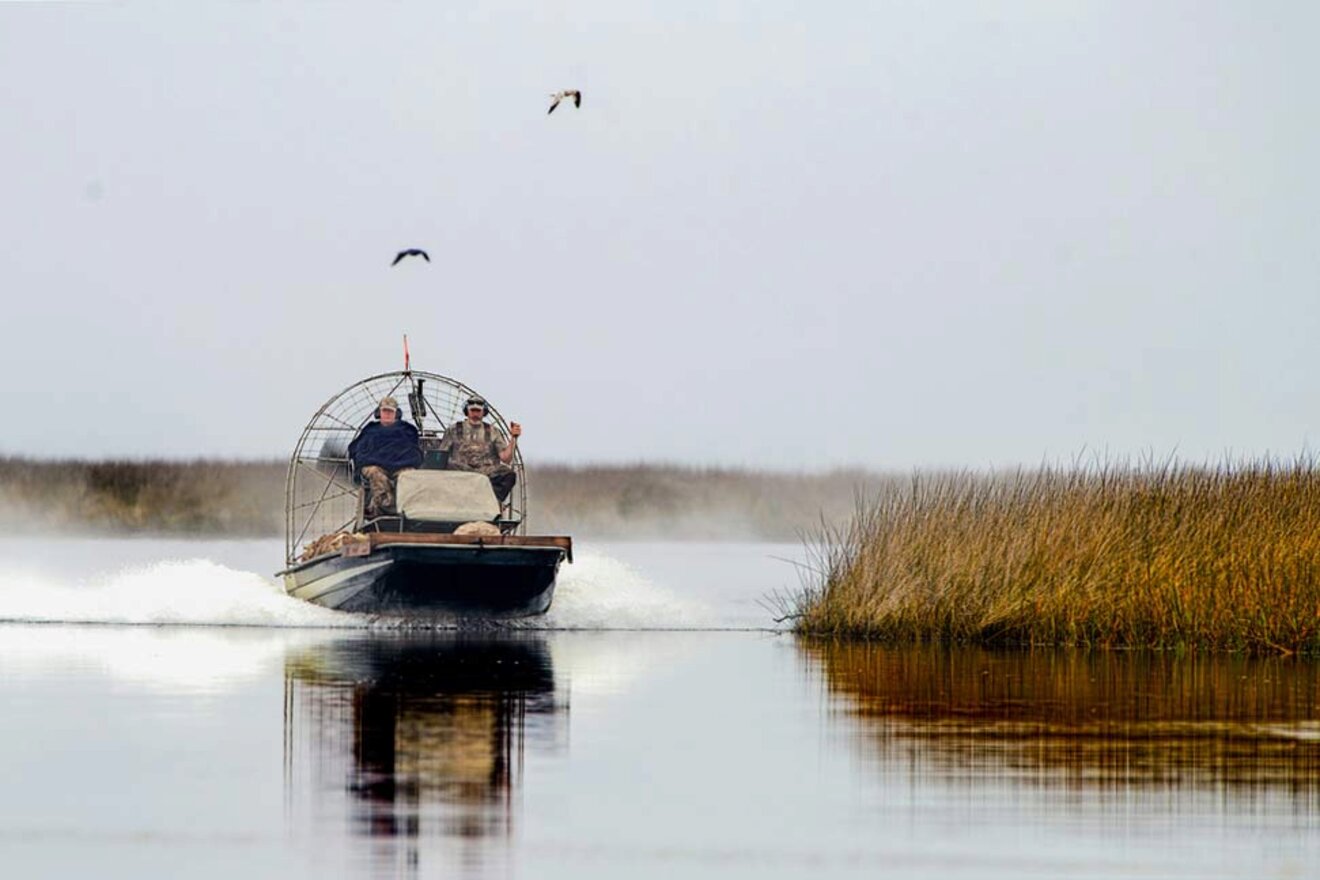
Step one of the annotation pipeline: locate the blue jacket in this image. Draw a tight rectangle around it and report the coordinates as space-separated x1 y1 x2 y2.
348 420 422 472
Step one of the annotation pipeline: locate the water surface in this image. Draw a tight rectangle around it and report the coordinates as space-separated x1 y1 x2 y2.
0 538 1317 878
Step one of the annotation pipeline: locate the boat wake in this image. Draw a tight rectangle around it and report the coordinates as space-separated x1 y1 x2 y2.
0 551 716 630
539 552 713 629
0 559 351 628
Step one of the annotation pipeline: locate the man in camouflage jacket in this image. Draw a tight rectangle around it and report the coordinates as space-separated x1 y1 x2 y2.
437 396 520 503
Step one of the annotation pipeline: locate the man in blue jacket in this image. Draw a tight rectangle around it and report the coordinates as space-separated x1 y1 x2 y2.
348 396 422 516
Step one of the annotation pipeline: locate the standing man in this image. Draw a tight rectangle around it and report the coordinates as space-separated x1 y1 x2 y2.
348 396 422 516
438 396 521 503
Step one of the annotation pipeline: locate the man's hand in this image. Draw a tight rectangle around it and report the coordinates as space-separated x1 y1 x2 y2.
509 422 522 439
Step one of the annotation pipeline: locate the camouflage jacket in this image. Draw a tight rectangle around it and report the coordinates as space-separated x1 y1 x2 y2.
438 419 508 473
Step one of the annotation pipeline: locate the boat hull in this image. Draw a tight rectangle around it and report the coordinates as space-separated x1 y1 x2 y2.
283 538 568 618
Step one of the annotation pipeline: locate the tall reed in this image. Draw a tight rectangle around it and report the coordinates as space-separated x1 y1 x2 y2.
791 459 1320 654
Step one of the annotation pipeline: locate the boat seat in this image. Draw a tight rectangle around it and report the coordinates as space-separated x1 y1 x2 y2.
395 470 500 524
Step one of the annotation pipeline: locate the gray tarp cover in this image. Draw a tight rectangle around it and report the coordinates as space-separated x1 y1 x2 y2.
396 470 500 522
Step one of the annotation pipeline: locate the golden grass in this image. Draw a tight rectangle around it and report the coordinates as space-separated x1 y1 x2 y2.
790 460 1320 654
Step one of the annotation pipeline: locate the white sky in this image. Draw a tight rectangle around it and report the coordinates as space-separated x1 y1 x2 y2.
1 2 1316 469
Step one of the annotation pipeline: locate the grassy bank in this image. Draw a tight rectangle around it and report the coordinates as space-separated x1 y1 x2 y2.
0 457 886 540
790 461 1320 654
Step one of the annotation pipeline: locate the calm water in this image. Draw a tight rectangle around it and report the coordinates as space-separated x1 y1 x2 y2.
1 538 1318 878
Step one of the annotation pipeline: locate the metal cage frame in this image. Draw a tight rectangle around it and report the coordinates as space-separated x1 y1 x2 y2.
284 370 527 565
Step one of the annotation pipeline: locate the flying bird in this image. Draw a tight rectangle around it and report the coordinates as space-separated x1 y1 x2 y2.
547 89 582 114
391 249 430 266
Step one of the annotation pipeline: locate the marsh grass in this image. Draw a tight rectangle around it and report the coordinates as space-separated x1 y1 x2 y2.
791 459 1320 654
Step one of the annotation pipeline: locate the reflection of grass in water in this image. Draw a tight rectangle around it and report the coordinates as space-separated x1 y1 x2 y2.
790 461 1320 654
0 457 886 540
804 641 1320 790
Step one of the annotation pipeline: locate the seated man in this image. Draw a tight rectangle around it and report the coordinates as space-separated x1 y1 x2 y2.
348 396 422 516
437 396 520 503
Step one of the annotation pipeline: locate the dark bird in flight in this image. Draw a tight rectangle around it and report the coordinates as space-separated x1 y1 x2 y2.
391 249 430 266
547 89 582 114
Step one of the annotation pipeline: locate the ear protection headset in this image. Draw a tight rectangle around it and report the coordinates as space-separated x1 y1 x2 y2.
373 407 399 420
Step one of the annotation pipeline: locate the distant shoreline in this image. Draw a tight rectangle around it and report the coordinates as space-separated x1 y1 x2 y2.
0 457 888 541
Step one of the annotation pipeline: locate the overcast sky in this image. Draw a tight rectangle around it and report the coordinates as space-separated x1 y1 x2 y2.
1 2 1316 469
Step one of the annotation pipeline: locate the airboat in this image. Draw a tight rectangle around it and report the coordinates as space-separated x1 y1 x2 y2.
279 369 572 617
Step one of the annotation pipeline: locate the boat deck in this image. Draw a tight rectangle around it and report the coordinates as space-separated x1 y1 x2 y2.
362 532 573 562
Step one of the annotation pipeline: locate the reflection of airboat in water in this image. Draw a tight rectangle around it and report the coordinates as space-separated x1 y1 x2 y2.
280 369 572 617
283 634 563 847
